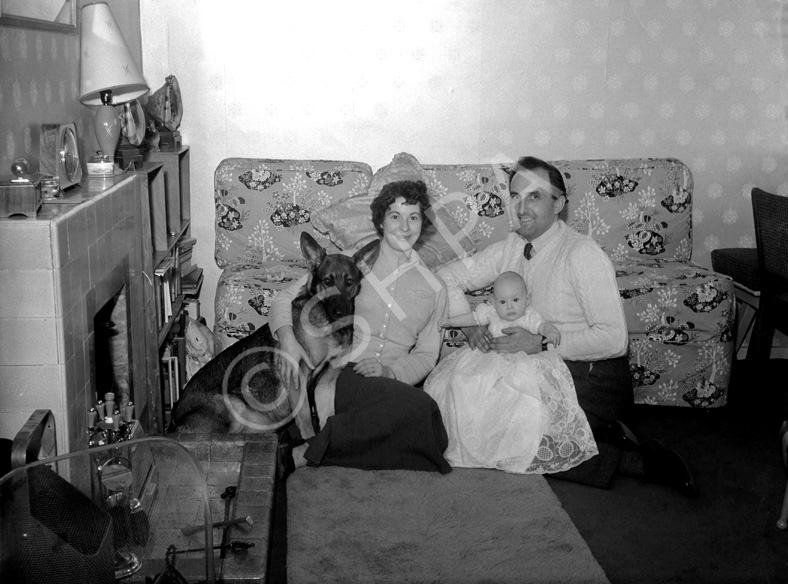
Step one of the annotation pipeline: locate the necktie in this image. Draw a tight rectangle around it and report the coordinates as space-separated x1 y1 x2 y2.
523 242 534 260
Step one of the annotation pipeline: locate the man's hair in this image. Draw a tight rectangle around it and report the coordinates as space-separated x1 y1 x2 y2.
370 180 433 237
514 156 567 199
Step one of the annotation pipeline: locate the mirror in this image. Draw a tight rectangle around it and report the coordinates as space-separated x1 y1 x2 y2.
0 0 77 32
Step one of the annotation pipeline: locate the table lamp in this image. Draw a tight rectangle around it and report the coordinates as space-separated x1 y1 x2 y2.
79 2 149 175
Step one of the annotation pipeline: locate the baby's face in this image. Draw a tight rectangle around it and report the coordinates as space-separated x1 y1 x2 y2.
493 279 527 321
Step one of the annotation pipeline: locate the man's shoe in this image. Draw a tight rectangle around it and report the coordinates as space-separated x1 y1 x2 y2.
600 420 642 451
277 436 305 481
641 440 699 498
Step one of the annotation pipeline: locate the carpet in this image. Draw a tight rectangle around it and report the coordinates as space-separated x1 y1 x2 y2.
287 466 610 584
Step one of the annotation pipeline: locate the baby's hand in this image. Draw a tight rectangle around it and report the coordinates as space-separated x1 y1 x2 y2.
439 317 449 329
541 323 561 346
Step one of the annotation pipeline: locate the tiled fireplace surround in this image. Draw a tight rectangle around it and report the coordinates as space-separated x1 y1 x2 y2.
0 174 154 455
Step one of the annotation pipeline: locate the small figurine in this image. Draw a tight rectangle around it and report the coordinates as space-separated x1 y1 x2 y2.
144 119 160 152
185 317 214 380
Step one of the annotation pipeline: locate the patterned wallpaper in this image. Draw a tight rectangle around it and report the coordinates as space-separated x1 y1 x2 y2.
482 0 788 265
0 25 91 176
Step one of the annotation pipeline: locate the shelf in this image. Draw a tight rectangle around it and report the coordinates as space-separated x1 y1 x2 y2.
144 146 191 242
158 296 185 347
140 162 166 252
152 219 191 268
141 146 196 431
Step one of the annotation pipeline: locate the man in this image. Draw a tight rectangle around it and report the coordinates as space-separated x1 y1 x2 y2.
437 156 697 496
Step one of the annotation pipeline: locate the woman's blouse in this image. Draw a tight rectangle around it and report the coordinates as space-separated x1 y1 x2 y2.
270 249 447 386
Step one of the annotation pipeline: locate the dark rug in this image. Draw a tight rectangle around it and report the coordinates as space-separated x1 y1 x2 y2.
547 358 788 584
287 466 610 584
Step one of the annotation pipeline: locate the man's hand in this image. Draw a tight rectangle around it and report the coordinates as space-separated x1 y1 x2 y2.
462 325 492 352
488 326 543 354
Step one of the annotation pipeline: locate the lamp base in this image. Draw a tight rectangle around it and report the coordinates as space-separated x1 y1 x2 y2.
94 104 120 161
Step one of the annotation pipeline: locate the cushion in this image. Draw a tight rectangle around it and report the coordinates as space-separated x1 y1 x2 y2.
312 152 476 270
557 158 693 262
423 158 694 263
213 261 308 352
615 258 734 408
214 158 373 268
419 163 516 253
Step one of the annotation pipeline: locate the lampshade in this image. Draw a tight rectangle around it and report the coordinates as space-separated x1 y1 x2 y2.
79 2 149 106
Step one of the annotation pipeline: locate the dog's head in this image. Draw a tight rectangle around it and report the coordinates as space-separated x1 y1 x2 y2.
297 232 379 325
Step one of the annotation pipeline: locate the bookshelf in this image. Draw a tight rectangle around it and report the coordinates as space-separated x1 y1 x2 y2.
141 146 202 430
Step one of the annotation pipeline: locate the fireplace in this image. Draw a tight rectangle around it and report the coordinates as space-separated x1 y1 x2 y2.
0 174 159 455
90 268 132 416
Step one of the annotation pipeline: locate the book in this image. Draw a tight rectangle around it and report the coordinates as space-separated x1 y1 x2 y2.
155 254 177 325
181 266 203 295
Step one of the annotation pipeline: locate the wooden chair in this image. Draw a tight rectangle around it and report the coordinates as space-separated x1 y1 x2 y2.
710 247 762 360
751 188 788 529
751 188 788 361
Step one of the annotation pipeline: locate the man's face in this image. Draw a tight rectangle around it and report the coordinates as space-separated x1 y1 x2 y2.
510 167 565 241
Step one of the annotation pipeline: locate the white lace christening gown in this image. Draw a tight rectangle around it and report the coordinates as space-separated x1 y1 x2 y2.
424 347 598 474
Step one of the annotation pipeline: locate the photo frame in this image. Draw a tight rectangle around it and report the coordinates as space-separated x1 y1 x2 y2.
0 0 77 33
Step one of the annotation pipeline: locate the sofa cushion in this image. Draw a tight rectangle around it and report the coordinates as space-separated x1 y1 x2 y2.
214 158 372 268
616 259 734 407
558 158 693 263
419 163 515 252
427 158 693 265
213 261 308 352
312 152 476 270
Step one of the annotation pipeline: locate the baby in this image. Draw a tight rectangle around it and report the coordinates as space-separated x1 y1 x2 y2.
440 271 561 346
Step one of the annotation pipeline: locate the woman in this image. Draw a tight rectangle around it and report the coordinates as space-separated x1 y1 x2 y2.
271 180 451 475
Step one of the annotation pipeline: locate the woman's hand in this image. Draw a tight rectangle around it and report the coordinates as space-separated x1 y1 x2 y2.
488 327 543 354
353 358 394 378
275 326 314 391
462 325 492 352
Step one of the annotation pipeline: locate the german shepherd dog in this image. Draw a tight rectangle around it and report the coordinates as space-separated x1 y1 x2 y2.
170 232 379 434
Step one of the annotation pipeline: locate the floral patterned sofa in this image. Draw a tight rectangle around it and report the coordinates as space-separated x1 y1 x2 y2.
213 156 734 408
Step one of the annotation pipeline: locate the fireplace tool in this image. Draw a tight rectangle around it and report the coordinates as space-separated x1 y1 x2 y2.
88 395 148 580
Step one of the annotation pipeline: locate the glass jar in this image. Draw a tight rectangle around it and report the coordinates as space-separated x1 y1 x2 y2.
40 175 63 200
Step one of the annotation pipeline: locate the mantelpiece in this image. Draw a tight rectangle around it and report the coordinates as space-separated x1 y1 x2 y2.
0 171 161 455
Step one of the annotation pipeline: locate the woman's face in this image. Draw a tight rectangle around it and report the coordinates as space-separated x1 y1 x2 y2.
381 196 423 252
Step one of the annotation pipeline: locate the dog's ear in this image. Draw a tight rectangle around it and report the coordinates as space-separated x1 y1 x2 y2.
300 232 326 268
353 239 380 275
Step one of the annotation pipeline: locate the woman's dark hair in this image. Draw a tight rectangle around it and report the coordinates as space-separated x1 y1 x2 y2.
514 156 567 199
370 180 433 237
